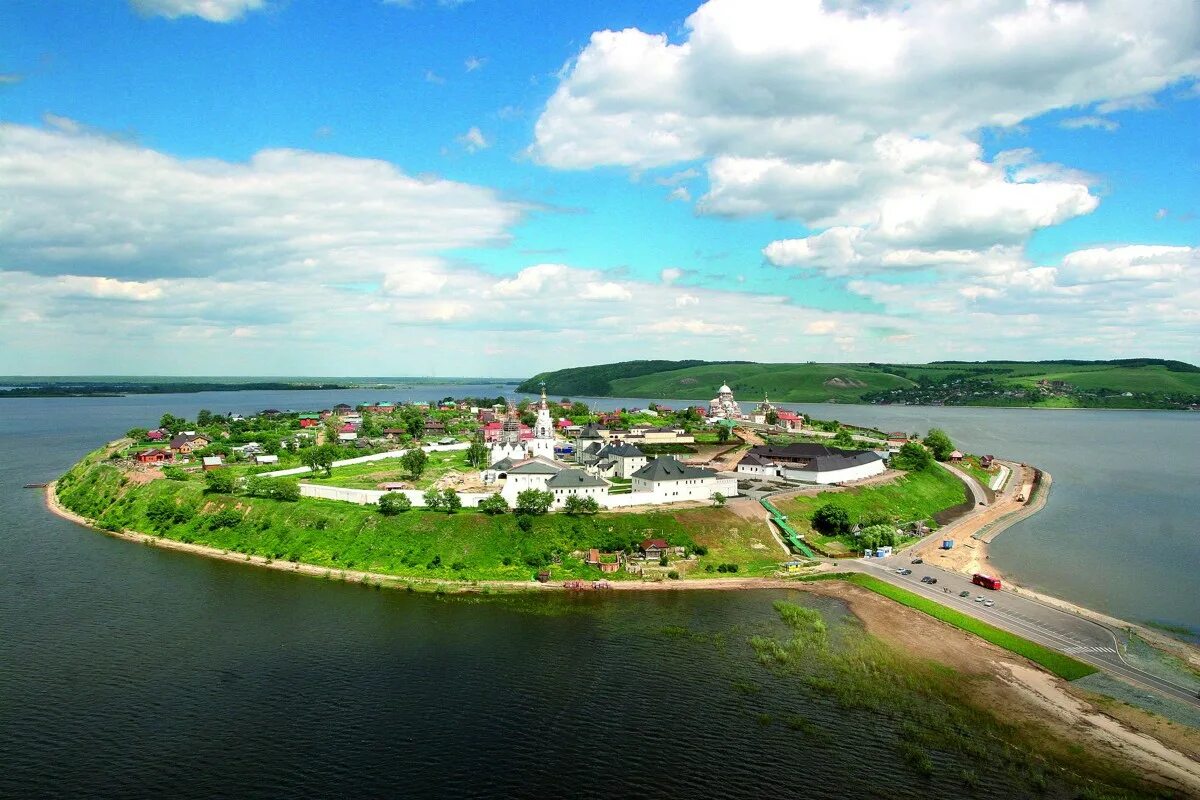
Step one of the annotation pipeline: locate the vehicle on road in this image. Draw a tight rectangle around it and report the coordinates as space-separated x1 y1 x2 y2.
972 573 1003 591
899 568 913 575
911 558 923 564
975 596 985 602
959 590 971 597
983 599 995 607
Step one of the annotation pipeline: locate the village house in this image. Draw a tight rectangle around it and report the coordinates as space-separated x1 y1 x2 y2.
135 448 172 464
169 433 210 454
886 432 910 452
622 425 695 444
639 538 670 561
424 419 447 437
201 456 224 471
298 414 321 428
254 454 279 465
145 429 166 442
736 443 885 485
332 403 353 415
774 410 803 431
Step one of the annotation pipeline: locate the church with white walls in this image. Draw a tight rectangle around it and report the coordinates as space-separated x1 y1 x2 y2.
708 382 743 420
488 387 557 464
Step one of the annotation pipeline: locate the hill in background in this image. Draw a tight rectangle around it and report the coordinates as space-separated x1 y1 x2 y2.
518 359 1200 409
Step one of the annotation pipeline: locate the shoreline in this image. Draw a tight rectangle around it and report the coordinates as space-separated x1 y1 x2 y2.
44 476 1199 668
43 481 815 594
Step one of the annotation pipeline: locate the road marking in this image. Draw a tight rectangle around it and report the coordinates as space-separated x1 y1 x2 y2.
1064 646 1118 654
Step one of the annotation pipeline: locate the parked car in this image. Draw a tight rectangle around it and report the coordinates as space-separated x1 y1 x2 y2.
899 568 913 576
926 577 937 585
911 558 924 564
983 599 995 607
975 596 985 602
959 590 971 597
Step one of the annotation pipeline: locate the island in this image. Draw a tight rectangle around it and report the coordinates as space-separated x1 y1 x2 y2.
46 383 1200 796
518 358 1200 410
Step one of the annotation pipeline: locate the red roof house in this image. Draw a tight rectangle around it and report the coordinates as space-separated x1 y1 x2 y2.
135 449 172 464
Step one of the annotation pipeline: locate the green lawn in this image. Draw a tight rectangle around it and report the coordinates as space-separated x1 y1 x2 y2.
56 454 787 582
607 362 916 403
305 450 471 490
809 574 1097 681
774 465 967 554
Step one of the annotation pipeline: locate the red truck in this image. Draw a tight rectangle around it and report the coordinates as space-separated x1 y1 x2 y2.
972 573 1002 590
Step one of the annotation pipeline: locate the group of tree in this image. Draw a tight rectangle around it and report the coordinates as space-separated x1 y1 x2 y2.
515 489 554 515
562 494 600 515
812 503 852 537
922 428 956 461
858 523 898 551
423 487 462 513
244 475 301 502
300 444 340 477
890 441 933 471
377 492 413 515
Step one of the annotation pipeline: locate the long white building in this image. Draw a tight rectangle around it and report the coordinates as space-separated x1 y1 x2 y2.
736 443 885 485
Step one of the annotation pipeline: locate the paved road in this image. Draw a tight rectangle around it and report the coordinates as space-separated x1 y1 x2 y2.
851 557 1200 709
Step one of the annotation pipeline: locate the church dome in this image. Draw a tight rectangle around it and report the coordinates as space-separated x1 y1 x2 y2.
718 383 732 394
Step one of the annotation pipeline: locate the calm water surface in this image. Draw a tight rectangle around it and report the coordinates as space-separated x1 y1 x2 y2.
0 388 1196 796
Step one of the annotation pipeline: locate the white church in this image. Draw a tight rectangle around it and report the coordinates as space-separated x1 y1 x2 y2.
708 382 744 421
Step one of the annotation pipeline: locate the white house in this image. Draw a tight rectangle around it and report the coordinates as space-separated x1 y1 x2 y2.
499 457 562 503
254 454 279 465
591 441 647 479
630 456 734 502
545 468 610 507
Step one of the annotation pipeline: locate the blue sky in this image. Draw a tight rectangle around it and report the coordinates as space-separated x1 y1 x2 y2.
0 0 1197 376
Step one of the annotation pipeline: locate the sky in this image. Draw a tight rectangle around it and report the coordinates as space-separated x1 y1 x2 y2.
0 0 1197 377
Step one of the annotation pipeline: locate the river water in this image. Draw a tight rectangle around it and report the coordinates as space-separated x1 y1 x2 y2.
0 387 1196 796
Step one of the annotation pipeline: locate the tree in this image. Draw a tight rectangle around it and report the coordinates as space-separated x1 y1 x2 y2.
125 427 148 441
519 411 537 427
466 440 490 469
711 492 727 508
891 441 933 471
832 428 855 448
377 492 412 515
204 469 236 494
716 424 731 444
563 494 599 515
515 488 553 515
159 413 185 434
812 503 851 536
401 448 429 480
423 487 443 511
478 493 508 515
923 428 955 461
441 488 462 513
401 410 425 439
301 444 337 477
197 409 214 427
765 410 779 426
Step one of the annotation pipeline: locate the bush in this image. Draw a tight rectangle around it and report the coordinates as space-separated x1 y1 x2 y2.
812 504 851 536
710 492 727 508
515 489 553 515
891 441 933 471
659 555 669 567
716 562 739 573
204 469 236 495
516 515 534 533
245 476 299 502
423 488 442 511
563 494 599 515
923 428 955 461
441 488 462 513
692 544 709 556
162 466 189 481
668 570 680 580
478 493 508 515
377 492 412 515
208 508 243 529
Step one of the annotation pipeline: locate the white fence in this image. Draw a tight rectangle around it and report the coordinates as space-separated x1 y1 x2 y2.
300 483 492 508
260 441 470 478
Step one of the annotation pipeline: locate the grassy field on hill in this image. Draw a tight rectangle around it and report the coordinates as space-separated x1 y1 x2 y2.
774 465 968 555
520 358 1200 408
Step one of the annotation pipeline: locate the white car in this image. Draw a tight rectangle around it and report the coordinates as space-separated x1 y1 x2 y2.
975 596 985 602
983 599 995 607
